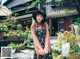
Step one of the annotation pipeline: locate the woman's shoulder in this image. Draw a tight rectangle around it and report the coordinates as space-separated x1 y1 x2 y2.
44 22 48 27
31 23 36 29
31 24 35 29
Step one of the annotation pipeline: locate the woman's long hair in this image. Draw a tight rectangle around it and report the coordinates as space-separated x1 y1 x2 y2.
34 19 46 28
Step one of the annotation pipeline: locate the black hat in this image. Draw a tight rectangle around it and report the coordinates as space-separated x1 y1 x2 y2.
32 10 47 22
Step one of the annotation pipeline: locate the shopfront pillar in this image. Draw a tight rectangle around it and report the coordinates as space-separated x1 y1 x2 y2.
49 18 52 36
32 18 35 25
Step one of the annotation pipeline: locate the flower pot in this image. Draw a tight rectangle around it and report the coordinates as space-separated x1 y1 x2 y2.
19 37 26 40
21 46 26 50
16 48 21 52
8 36 18 40
12 49 16 53
3 36 7 40
52 53 58 57
0 33 3 39
68 54 80 59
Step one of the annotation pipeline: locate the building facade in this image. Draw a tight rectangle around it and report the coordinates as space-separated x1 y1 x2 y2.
3 0 38 28
45 0 79 36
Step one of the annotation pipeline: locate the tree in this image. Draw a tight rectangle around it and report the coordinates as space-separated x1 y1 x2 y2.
27 0 43 8
72 0 80 15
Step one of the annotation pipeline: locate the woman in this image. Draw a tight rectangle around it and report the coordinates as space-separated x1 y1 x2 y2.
31 10 52 59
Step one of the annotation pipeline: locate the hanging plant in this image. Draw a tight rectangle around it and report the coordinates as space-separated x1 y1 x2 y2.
55 0 62 2
64 9 69 16
74 18 80 26
25 26 30 31
54 0 73 7
27 0 43 8
0 23 8 32
17 24 22 30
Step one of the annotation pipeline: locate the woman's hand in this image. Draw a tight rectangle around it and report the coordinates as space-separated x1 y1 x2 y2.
44 47 48 54
35 46 44 56
44 45 51 54
38 49 44 55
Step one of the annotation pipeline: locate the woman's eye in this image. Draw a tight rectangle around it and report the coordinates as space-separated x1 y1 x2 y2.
40 16 43 17
37 15 39 16
37 15 40 17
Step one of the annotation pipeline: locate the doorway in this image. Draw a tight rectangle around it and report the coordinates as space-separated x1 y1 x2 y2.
51 19 58 36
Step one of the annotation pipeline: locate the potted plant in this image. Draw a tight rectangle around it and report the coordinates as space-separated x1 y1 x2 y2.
51 41 62 59
7 31 18 40
3 32 8 40
7 39 28 52
57 31 80 58
17 24 22 30
17 31 27 40
0 23 8 39
0 23 8 32
8 42 23 52
68 44 80 59
73 18 80 36
25 26 30 31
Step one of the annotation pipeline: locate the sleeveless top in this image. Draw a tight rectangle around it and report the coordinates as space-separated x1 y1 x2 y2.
34 26 46 48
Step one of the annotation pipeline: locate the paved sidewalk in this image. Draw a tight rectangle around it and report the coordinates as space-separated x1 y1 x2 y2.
50 37 58 45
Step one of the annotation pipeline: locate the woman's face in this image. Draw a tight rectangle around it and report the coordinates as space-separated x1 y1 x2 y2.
36 13 44 23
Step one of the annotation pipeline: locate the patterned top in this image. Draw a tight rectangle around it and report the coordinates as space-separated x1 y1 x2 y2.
34 27 46 48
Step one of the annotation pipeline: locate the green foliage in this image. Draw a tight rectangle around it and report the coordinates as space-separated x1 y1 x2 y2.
17 24 22 30
27 32 33 44
0 23 8 32
31 0 41 6
17 31 27 38
25 26 30 31
55 0 62 2
7 37 32 49
54 0 73 7
69 44 80 55
3 30 27 38
8 31 17 36
64 9 69 16
27 0 42 8
8 42 24 49
52 49 61 55
55 0 73 2
57 31 80 46
52 41 62 54
74 18 80 26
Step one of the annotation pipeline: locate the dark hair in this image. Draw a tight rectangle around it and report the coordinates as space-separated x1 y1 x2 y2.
32 10 47 24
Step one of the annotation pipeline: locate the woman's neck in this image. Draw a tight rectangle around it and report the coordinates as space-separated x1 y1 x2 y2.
34 22 46 28
35 23 43 28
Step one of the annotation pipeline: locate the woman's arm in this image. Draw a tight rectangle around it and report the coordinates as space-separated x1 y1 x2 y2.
44 23 51 54
30 25 44 52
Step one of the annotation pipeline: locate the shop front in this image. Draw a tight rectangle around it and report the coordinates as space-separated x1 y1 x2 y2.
47 16 80 36
46 5 78 36
47 18 58 36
